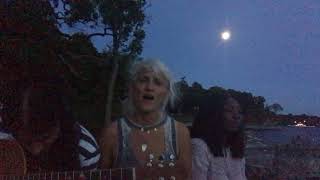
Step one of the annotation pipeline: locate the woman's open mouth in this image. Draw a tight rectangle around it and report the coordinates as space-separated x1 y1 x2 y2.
143 94 154 101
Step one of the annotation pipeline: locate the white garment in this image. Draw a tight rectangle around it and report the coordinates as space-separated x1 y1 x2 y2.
192 138 247 180
0 130 14 140
77 123 100 170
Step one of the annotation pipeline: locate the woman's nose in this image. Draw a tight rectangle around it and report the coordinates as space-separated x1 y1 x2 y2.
233 114 242 121
145 82 155 91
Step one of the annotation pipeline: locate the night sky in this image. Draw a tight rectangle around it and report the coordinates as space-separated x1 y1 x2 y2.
90 0 320 116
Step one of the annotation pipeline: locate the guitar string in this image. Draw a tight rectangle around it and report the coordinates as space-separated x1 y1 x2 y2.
3 168 136 180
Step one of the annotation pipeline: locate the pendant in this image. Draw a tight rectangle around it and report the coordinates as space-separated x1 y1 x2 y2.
141 144 147 152
169 154 175 160
149 153 154 160
146 162 153 167
169 162 175 167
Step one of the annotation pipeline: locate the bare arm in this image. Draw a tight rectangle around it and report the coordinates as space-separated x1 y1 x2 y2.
99 122 118 169
176 122 192 179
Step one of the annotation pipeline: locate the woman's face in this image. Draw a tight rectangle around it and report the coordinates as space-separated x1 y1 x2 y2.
223 97 243 131
17 90 61 156
20 125 60 155
129 69 169 114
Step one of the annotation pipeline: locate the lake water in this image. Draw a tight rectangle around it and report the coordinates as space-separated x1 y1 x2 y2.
246 126 320 179
248 126 320 146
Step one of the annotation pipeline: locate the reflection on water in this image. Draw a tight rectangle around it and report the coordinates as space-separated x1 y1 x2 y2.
246 126 320 179
247 126 320 147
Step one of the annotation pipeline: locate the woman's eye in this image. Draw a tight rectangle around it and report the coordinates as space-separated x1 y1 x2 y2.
138 77 148 83
154 79 163 86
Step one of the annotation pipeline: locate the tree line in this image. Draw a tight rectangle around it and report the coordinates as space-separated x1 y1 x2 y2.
173 78 284 125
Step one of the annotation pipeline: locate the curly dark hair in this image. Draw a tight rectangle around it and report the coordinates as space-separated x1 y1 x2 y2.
191 92 245 158
1 75 81 172
20 81 81 172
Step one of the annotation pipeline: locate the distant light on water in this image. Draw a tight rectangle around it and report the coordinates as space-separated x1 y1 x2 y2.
295 122 307 127
290 120 315 128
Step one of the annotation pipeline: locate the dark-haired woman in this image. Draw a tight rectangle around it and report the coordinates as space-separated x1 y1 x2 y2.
191 94 246 180
2 82 100 173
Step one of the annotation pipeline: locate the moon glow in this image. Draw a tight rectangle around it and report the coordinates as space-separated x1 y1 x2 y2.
221 30 231 41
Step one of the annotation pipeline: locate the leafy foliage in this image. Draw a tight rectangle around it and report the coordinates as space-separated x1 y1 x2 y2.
1 0 148 133
174 78 283 125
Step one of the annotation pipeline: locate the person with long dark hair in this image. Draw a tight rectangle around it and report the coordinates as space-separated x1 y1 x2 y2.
191 93 246 180
1 79 100 173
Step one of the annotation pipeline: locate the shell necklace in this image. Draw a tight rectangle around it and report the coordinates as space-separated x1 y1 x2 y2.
125 114 167 133
126 114 167 153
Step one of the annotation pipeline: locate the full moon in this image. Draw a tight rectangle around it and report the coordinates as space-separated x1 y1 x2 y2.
221 31 231 41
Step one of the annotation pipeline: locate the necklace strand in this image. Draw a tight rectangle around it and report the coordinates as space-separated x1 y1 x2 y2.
125 114 167 131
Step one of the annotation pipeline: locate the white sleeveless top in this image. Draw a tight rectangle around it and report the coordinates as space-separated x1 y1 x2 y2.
192 138 247 180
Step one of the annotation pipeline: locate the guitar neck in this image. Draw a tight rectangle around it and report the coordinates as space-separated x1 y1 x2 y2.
0 168 136 180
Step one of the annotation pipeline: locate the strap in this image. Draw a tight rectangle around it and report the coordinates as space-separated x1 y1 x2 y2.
170 118 178 158
115 118 139 168
123 115 167 131
116 119 124 164
163 116 178 160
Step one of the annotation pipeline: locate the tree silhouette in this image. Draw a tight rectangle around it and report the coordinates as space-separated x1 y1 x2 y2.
267 103 284 114
1 0 149 129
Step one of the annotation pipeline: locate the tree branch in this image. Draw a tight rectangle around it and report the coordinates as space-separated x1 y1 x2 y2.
87 28 113 39
57 54 88 80
67 53 103 61
58 31 72 39
64 51 108 67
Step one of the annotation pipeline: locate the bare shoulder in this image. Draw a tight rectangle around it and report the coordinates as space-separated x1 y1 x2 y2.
172 120 192 179
99 121 120 168
100 121 119 146
174 120 190 137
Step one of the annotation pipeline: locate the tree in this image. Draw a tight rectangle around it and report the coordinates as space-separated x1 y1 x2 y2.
72 0 148 126
209 86 226 94
1 0 149 130
267 103 284 114
56 0 149 127
173 77 189 114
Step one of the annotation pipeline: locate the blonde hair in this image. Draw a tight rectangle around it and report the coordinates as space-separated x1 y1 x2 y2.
124 59 178 115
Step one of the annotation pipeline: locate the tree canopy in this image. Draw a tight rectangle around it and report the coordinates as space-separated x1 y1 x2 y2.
174 78 283 125
1 0 149 133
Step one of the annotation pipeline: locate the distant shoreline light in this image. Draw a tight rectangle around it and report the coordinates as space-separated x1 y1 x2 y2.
288 121 315 128
295 122 307 127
